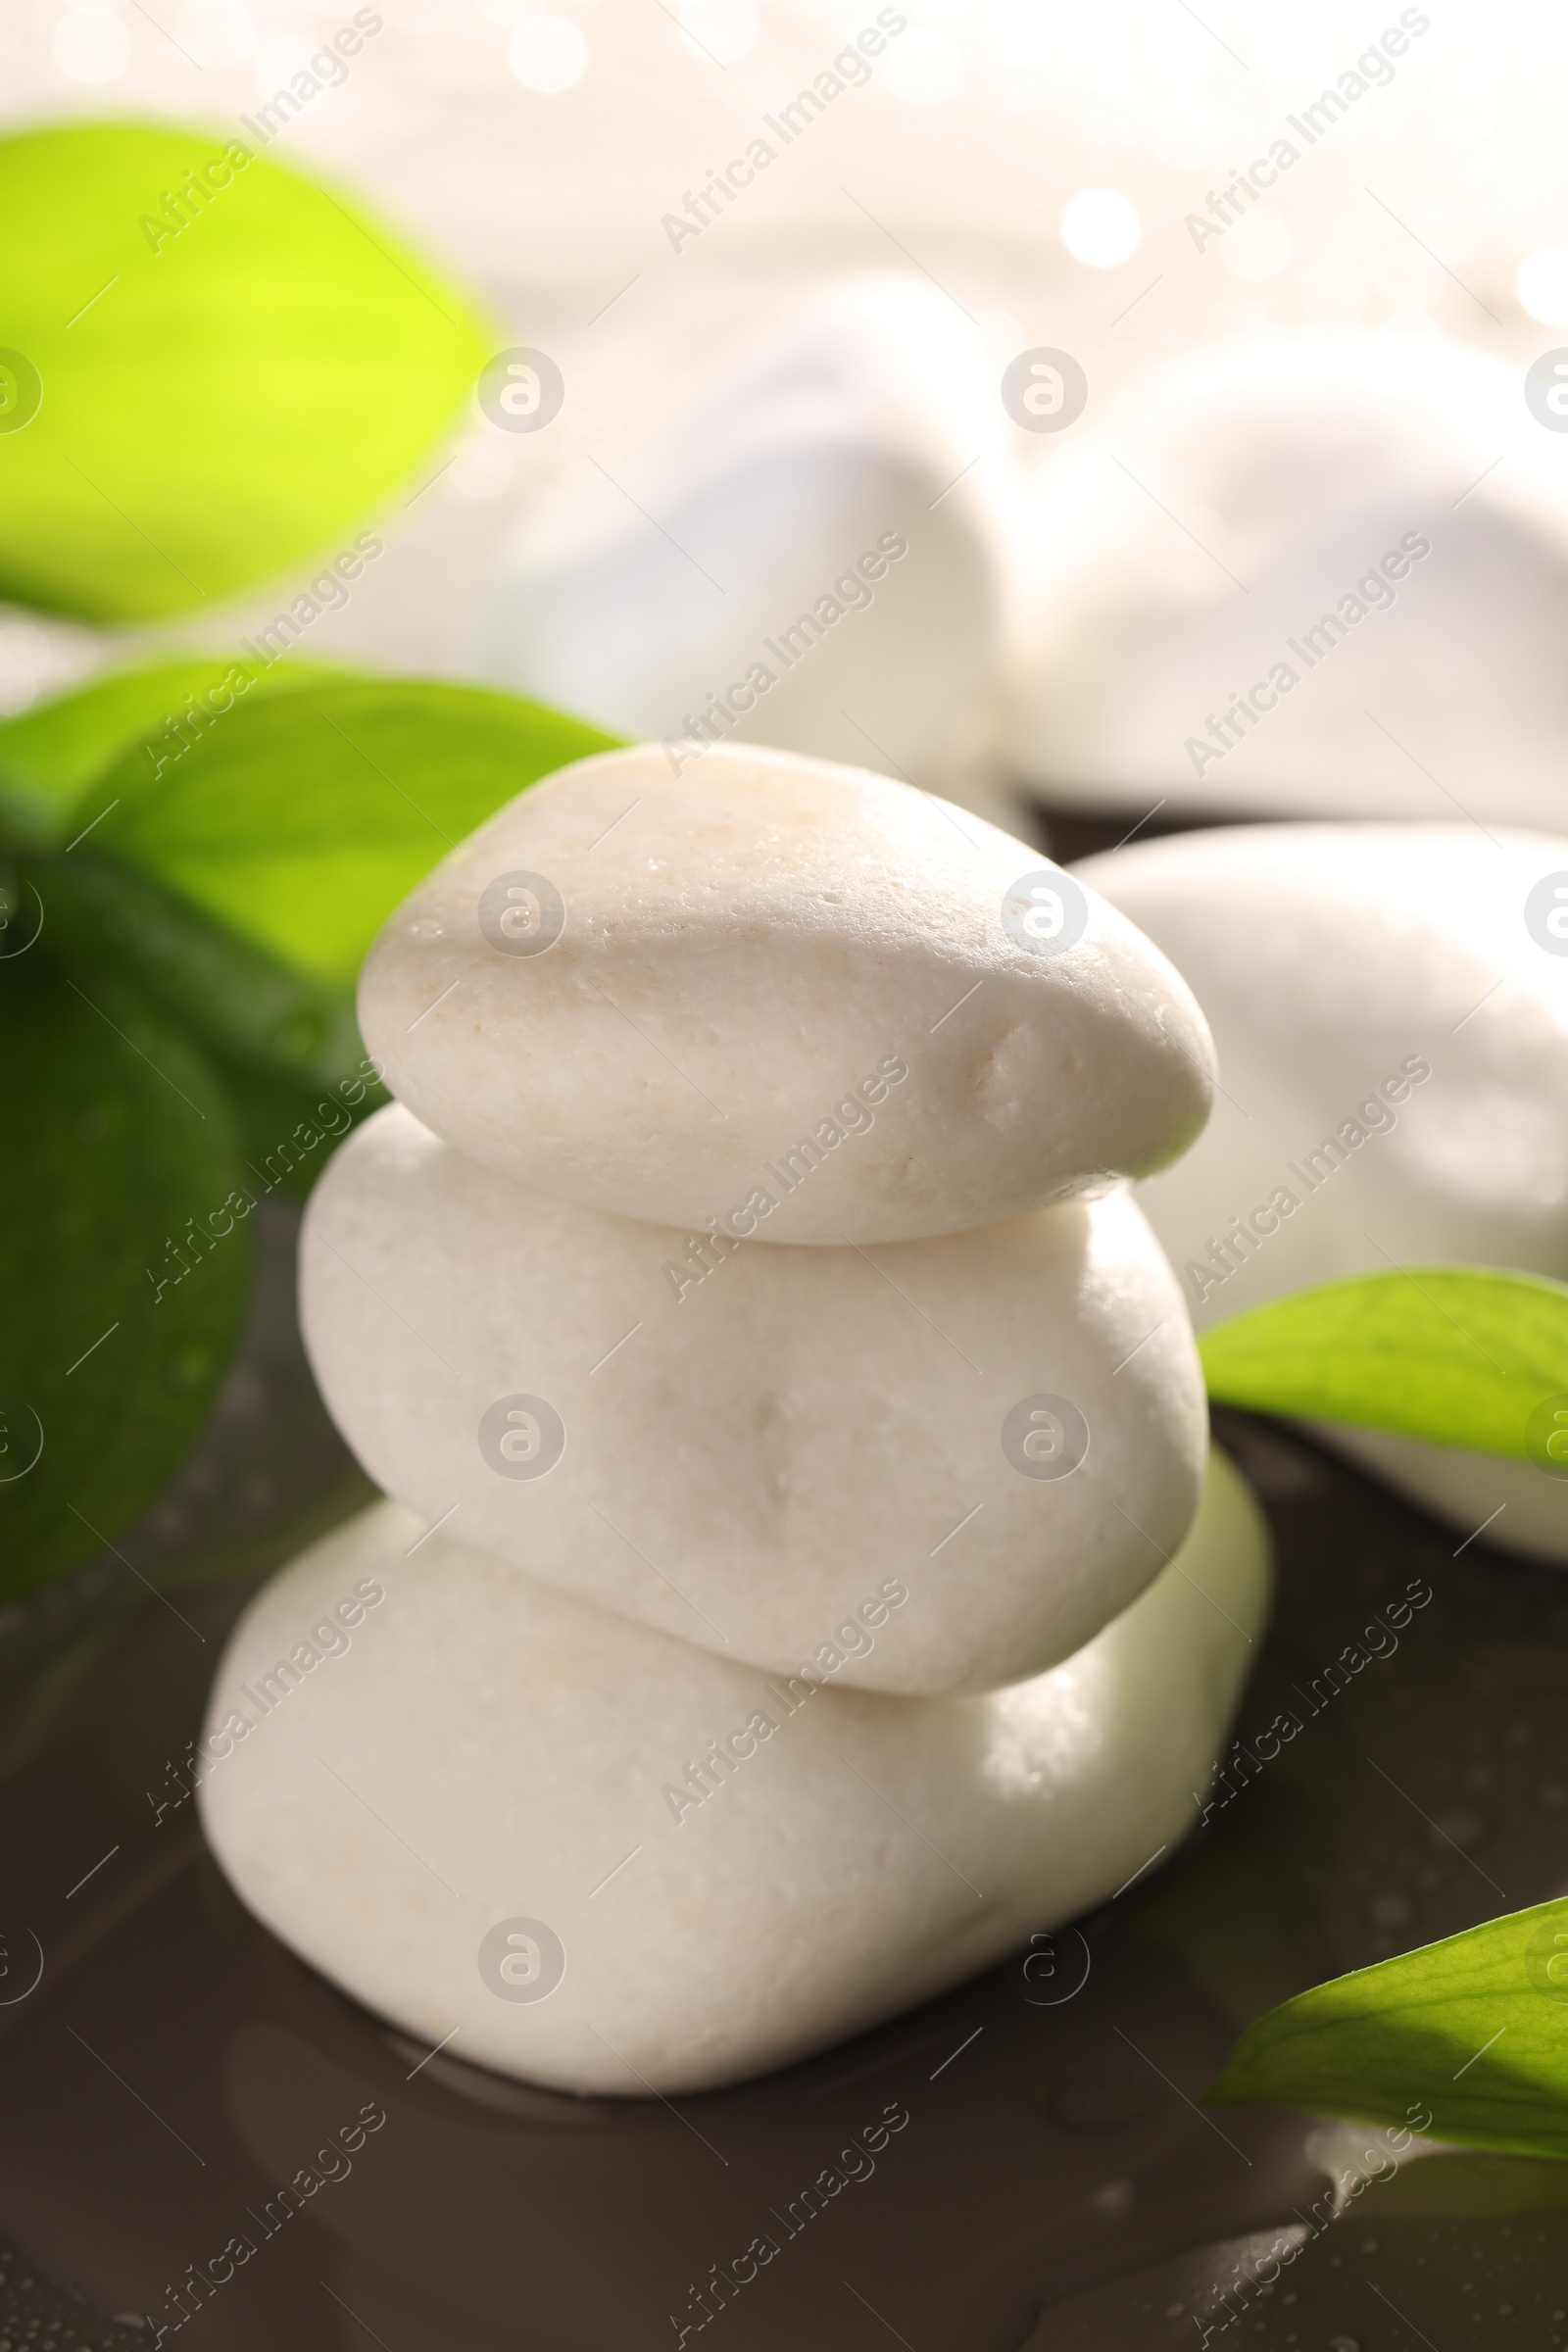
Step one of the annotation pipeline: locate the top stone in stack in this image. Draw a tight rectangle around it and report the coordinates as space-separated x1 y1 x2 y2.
359 742 1216 1244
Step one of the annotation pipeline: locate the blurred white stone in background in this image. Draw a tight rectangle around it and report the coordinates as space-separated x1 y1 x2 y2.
1077 822 1568 1561
470 274 1022 820
1005 330 1568 828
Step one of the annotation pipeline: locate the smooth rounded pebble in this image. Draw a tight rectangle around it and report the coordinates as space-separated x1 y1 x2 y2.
198 1455 1270 2096
300 1104 1208 1694
1077 822 1568 1560
471 274 1017 809
1004 330 1568 826
357 741 1215 1245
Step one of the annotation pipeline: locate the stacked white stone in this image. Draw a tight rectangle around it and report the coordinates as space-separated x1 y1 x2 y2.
199 744 1272 2096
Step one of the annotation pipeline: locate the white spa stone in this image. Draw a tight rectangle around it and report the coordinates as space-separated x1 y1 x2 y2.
357 742 1216 1245
1004 330 1568 826
471 274 1016 810
198 1456 1269 2096
1075 823 1568 1561
300 1103 1207 1693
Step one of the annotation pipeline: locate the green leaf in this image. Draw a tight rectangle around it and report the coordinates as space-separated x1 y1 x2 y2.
1199 1267 1568 1468
1204 1897 1568 2163
0 948 253 1597
0 653 358 849
0 121 494 620
86 678 622 989
33 849 368 1093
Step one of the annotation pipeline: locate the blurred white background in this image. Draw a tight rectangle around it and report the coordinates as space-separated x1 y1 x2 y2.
1 0 1563 711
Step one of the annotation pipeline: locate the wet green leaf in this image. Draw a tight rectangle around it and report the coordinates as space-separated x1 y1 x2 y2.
1205 1896 1568 2163
0 654 357 849
86 677 620 989
1200 1268 1568 1469
34 850 368 1094
0 949 253 1596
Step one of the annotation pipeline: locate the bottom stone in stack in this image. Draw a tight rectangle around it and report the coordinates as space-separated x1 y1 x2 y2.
197 1450 1270 2096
